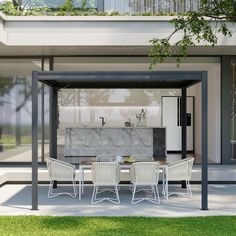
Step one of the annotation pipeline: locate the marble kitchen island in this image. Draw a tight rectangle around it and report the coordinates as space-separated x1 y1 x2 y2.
64 127 166 160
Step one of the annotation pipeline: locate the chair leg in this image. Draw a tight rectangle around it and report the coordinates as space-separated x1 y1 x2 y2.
131 184 160 204
48 180 77 198
131 185 137 204
94 185 99 201
155 185 160 204
82 169 84 195
115 185 120 204
165 180 192 199
162 179 165 197
165 179 169 199
72 180 78 198
91 185 120 204
130 184 134 193
48 180 54 198
152 185 157 200
145 185 160 204
91 186 104 204
162 175 165 196
91 185 96 204
187 180 192 197
74 181 78 195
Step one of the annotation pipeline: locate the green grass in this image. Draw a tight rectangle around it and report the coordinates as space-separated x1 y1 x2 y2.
0 135 32 149
0 216 235 236
0 135 16 149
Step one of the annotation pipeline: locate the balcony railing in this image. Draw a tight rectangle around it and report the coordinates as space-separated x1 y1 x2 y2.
18 0 201 14
102 0 201 14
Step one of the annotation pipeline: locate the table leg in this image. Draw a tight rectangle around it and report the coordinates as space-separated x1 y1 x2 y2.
82 167 84 194
162 167 167 197
79 166 82 200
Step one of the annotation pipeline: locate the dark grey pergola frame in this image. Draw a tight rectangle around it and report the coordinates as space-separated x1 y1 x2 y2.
32 71 208 211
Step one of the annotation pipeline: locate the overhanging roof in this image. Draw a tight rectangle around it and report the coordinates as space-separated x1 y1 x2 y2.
34 71 204 89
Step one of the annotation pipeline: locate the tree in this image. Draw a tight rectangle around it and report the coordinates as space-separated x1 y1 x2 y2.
0 75 42 145
149 0 236 68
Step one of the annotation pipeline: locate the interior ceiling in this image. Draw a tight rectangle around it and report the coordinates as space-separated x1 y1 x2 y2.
0 45 235 56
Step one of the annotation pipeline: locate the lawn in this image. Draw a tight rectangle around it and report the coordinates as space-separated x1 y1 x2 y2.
0 216 235 236
0 135 32 149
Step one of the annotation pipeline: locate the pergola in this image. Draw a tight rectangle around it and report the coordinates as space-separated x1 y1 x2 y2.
32 71 208 210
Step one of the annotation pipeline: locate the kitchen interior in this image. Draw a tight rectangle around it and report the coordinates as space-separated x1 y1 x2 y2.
57 88 197 164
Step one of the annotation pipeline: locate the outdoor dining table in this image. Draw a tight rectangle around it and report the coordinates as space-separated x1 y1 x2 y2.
78 161 167 200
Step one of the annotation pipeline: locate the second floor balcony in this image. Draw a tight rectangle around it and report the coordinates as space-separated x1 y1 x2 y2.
14 0 201 15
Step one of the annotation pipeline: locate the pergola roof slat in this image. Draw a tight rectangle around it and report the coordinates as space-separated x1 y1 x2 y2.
35 71 202 89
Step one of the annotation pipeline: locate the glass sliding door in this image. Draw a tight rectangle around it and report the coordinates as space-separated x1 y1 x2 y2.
0 58 45 163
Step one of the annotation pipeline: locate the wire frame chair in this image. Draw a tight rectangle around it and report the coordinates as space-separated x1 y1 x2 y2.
96 154 116 162
131 154 154 162
91 162 120 204
130 162 160 204
46 158 77 198
163 157 194 199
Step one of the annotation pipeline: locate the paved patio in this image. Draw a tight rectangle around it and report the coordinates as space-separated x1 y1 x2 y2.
0 184 235 217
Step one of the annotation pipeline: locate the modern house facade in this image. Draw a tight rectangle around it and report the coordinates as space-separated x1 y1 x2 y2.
0 0 235 176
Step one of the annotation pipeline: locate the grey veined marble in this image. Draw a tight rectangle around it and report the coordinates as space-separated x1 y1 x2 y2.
64 128 154 157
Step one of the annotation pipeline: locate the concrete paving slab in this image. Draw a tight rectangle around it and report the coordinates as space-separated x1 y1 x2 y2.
0 184 236 217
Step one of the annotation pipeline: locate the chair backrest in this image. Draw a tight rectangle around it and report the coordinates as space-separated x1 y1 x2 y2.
167 157 194 180
96 154 116 162
46 158 75 181
130 162 159 185
131 154 154 162
92 162 120 185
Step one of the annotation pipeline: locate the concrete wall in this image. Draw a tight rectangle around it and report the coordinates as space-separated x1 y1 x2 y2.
0 12 6 44
0 16 235 46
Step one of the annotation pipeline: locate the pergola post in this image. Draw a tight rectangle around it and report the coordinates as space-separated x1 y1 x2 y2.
201 72 208 210
181 87 187 188
49 88 58 160
32 72 38 210
49 57 57 161
41 84 45 162
49 87 58 189
41 58 45 163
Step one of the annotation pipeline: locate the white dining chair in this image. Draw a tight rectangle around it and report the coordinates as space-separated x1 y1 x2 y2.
163 157 194 199
46 158 77 198
130 162 160 204
91 162 120 204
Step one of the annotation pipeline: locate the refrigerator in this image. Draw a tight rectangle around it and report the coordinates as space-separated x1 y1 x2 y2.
162 96 194 152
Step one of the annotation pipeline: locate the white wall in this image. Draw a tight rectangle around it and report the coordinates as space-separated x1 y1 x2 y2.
2 16 235 47
192 64 221 163
152 62 221 163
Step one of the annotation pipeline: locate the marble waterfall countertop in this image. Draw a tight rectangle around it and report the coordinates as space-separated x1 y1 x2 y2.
64 127 166 157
